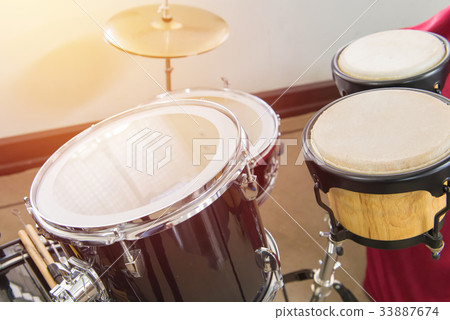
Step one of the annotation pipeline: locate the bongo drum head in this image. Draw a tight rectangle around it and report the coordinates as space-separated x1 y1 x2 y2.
30 101 241 228
311 89 450 175
157 89 278 158
338 30 447 81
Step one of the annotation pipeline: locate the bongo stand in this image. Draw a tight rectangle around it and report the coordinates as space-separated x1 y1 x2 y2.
282 182 450 302
281 180 358 302
282 234 357 302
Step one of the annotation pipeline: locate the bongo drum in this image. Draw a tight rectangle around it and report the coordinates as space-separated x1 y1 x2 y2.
156 88 281 205
25 100 282 301
303 88 450 250
332 30 450 96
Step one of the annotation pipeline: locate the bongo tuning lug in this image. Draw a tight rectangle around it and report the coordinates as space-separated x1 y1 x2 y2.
428 241 444 260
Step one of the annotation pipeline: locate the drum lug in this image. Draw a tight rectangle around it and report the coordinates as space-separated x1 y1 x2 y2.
264 157 279 181
255 247 280 273
277 138 284 156
120 241 145 278
434 81 442 94
255 247 283 301
49 257 109 302
237 159 258 201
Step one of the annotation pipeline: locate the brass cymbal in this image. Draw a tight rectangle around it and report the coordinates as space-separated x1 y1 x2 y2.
104 4 229 58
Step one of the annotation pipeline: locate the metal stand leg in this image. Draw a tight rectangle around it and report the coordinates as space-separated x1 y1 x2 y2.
165 58 173 91
310 237 342 301
282 236 358 302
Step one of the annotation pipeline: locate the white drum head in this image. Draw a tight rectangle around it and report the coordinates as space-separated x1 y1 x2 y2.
31 101 240 228
338 30 447 80
311 89 450 174
157 89 278 158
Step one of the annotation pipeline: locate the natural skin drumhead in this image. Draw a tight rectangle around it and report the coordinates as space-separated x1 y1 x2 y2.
311 89 450 174
338 30 446 80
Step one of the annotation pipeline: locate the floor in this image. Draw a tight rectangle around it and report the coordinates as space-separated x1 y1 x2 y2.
0 113 371 302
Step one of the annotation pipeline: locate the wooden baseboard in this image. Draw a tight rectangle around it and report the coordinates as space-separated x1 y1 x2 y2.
0 80 339 175
254 80 340 118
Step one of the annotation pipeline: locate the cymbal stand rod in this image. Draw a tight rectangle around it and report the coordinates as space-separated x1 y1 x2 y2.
165 58 173 91
310 237 341 302
159 0 172 22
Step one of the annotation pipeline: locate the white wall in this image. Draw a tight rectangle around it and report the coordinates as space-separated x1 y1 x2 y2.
0 0 448 138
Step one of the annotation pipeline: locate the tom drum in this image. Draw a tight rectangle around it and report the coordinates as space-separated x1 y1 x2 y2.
25 99 282 302
156 88 281 205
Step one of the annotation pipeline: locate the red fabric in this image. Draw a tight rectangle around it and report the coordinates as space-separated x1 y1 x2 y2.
364 222 450 302
363 6 450 302
404 6 450 97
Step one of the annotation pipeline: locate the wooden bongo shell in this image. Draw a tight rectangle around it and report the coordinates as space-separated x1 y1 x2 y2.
328 188 446 241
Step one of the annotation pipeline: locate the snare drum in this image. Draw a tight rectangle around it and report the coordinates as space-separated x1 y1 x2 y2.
156 88 281 205
25 99 282 302
303 88 450 245
332 30 450 96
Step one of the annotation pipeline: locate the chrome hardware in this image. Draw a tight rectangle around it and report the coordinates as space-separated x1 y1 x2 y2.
277 138 284 156
255 234 284 302
434 81 442 94
238 159 258 201
310 237 342 301
50 257 109 302
158 0 172 22
264 157 279 181
120 241 145 278
255 247 280 273
333 261 342 271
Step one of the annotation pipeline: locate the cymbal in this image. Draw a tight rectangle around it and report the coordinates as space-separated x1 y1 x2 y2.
104 4 229 58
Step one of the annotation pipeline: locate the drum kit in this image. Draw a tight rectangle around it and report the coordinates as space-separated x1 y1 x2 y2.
0 2 282 302
1 2 449 303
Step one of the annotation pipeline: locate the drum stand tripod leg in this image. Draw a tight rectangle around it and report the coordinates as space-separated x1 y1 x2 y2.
282 237 358 302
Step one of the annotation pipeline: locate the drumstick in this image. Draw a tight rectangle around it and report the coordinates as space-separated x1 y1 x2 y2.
25 224 55 265
18 230 57 289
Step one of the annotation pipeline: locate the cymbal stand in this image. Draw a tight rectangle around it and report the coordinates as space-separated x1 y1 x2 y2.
165 58 173 91
160 0 173 91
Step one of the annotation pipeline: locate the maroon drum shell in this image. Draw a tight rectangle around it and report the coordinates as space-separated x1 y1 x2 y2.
62 183 270 302
253 142 280 203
